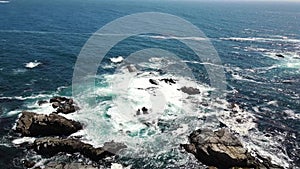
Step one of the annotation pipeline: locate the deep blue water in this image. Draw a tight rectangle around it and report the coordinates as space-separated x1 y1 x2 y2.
0 0 300 168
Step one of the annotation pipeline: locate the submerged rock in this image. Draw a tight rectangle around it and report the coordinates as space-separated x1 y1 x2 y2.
182 128 284 168
15 112 82 137
180 86 200 95
37 100 48 106
31 137 126 161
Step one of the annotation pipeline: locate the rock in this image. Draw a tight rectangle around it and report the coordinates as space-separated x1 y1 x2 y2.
37 100 48 106
31 137 126 162
52 102 60 108
180 86 200 95
142 107 148 114
276 54 285 58
136 109 141 116
159 78 176 85
126 65 137 72
182 128 284 168
44 161 98 169
149 79 159 85
15 112 83 137
50 96 78 114
50 96 68 103
22 160 35 168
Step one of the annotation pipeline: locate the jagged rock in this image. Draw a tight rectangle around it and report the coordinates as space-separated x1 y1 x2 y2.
180 86 200 95
182 128 284 169
15 112 82 137
276 54 285 58
142 107 148 114
37 100 48 106
149 79 159 85
50 96 78 114
31 137 126 162
159 78 176 85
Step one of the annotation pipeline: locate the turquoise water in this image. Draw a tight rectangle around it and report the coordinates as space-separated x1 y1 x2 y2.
0 0 300 168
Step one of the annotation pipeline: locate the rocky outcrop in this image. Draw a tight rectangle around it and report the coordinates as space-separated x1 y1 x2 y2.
31 137 127 161
15 112 82 137
50 96 79 114
182 128 284 169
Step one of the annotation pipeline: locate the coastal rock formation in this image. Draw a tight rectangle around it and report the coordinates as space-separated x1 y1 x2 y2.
50 96 79 114
15 112 82 137
31 137 127 161
182 128 283 168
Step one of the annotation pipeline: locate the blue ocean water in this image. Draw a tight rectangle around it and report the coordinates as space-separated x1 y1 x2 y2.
0 0 300 168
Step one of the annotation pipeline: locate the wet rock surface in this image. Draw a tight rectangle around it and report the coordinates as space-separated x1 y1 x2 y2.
15 111 82 137
31 137 126 161
50 96 79 114
180 86 200 95
182 128 284 169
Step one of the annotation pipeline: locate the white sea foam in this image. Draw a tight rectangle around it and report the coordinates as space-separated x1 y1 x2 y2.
10 56 292 168
0 1 9 4
12 137 36 145
110 56 124 63
220 37 300 44
25 60 42 69
146 35 207 41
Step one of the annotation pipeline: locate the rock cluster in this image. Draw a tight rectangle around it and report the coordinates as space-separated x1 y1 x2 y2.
182 128 284 169
50 96 79 114
15 111 82 137
13 96 127 168
31 137 126 161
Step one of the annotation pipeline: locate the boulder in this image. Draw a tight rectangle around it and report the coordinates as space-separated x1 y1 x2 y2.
149 79 159 85
15 112 82 137
180 86 200 95
182 128 284 168
31 137 126 161
276 54 285 58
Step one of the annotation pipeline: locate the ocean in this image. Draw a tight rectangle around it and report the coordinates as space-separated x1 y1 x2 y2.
0 0 299 168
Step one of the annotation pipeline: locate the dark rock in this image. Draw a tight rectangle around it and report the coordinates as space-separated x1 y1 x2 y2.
182 128 284 169
50 96 68 103
136 109 141 116
276 54 285 58
50 97 78 114
149 79 159 85
159 78 176 85
37 100 48 106
15 112 82 137
22 160 35 168
142 107 148 114
31 137 126 162
180 86 200 95
52 102 60 108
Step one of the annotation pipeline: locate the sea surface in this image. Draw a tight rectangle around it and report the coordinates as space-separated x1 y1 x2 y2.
0 0 300 168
